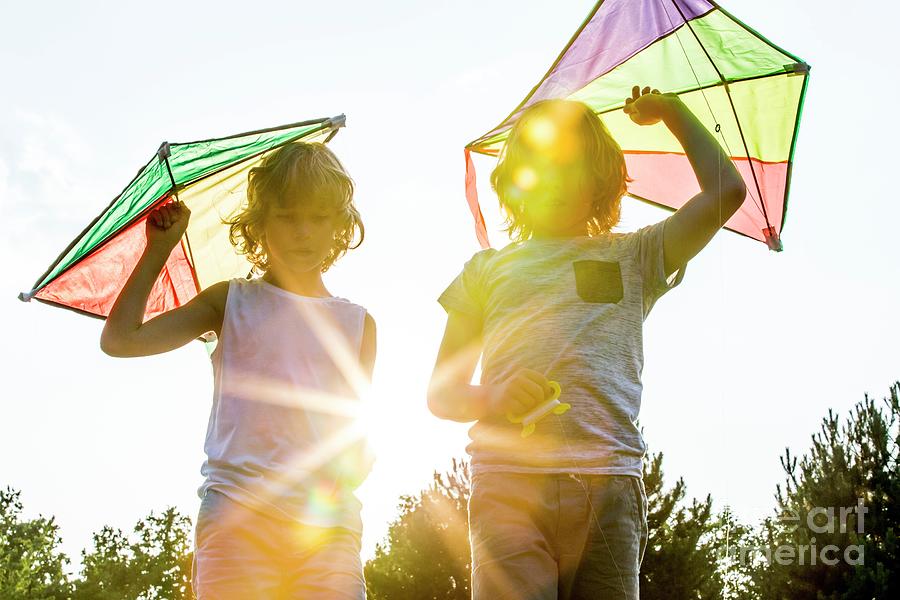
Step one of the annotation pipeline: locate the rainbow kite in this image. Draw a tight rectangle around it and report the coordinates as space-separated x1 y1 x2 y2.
19 115 345 320
464 0 810 251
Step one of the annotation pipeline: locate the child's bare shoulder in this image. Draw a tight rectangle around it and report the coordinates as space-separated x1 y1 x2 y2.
195 280 230 317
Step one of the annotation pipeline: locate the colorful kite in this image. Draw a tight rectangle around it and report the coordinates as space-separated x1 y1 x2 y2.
19 115 345 320
464 0 810 251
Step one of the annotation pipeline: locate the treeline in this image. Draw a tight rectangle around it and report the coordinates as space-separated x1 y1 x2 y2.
2 383 897 599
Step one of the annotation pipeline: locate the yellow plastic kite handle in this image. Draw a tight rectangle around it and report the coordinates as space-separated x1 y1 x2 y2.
507 381 571 438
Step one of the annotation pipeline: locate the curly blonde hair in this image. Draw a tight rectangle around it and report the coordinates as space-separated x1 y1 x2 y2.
490 99 629 241
226 141 363 273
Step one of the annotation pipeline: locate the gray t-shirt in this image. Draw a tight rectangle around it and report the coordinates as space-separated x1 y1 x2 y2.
438 218 685 477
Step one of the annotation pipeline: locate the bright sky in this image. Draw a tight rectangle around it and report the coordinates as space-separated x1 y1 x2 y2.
2 0 898 571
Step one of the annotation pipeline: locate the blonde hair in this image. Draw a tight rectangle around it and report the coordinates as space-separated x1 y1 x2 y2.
226 142 363 273
490 99 628 241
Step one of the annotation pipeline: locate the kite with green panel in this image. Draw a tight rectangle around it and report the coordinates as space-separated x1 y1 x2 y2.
19 115 345 321
464 0 809 251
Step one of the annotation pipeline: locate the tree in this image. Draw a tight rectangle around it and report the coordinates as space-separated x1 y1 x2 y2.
73 507 193 600
637 451 760 600
0 487 71 600
365 454 743 600
750 382 900 599
712 506 763 599
365 458 471 600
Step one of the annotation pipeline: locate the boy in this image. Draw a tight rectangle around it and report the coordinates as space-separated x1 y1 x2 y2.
428 87 746 599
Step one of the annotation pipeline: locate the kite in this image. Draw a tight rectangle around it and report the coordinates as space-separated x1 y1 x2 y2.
19 115 345 321
464 0 810 251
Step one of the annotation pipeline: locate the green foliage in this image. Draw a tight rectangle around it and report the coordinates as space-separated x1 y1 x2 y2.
73 508 193 600
0 487 71 600
749 382 900 599
3 381 897 599
713 506 764 599
640 451 717 598
365 458 471 600
0 488 194 599
364 454 749 600
638 451 759 600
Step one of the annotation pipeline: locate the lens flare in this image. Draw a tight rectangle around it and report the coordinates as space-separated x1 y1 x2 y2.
524 116 558 149
306 481 341 519
513 167 538 192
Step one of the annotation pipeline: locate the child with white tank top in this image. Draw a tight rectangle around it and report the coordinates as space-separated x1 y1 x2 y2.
101 141 375 599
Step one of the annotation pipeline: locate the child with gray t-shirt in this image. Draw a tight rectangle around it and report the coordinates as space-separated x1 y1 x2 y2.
428 87 747 599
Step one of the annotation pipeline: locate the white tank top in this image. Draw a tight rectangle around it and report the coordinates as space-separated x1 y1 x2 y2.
199 277 369 531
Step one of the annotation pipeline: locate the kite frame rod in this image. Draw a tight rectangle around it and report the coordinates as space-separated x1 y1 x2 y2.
779 69 810 233
666 0 772 233
465 0 605 150
627 190 766 244
462 146 768 245
157 142 203 295
31 296 112 321
701 1 809 234
170 115 341 146
18 154 156 302
467 68 799 155
20 117 342 301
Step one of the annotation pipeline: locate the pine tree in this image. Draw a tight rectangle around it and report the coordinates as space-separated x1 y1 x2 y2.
365 454 740 599
639 451 732 600
750 382 900 599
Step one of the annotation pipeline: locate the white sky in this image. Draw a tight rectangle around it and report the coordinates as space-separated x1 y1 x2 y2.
1 0 898 570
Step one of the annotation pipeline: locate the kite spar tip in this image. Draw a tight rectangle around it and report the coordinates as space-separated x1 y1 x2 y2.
322 115 346 143
763 227 783 252
157 141 171 161
327 114 347 129
783 62 810 76
18 290 34 303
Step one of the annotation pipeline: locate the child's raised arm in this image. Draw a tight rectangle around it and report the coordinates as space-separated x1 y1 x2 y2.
428 310 551 422
625 85 747 275
100 202 227 357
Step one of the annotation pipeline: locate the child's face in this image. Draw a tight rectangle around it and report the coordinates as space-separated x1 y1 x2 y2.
511 105 596 237
262 200 338 274
519 159 594 237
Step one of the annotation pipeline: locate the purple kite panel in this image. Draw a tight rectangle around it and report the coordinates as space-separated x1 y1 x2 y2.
483 0 713 140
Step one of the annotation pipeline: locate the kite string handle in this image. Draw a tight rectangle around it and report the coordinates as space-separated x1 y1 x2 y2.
506 381 571 438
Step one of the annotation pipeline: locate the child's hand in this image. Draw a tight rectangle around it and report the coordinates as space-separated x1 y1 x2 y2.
487 369 554 418
623 85 680 126
146 200 191 252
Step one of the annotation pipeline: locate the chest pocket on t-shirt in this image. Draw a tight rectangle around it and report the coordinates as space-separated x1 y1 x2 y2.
573 260 623 303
